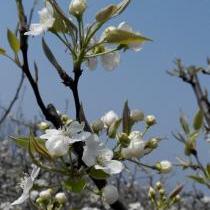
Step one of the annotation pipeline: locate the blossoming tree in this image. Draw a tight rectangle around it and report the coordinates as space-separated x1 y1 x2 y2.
0 0 181 209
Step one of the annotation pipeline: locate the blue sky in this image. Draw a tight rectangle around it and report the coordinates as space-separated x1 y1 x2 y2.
1 0 210 191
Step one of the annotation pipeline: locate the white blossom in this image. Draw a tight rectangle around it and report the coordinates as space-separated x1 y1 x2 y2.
121 131 145 159
39 189 52 200
102 185 119 204
40 121 90 157
101 110 119 128
118 22 142 52
69 0 87 16
55 192 67 204
11 165 40 205
100 51 120 71
130 109 144 122
82 134 124 174
24 2 55 36
156 160 172 173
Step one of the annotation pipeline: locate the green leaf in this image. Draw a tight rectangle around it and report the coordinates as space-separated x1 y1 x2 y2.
10 136 45 152
89 168 109 180
7 29 20 53
104 29 152 45
96 0 131 22
193 109 203 130
48 1 77 32
188 175 206 185
206 164 210 178
179 113 190 135
50 10 68 33
42 38 64 73
64 178 86 193
122 101 131 134
114 0 131 17
96 5 117 22
0 48 6 55
31 136 52 160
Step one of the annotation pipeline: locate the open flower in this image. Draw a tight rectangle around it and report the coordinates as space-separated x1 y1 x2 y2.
121 131 145 159
40 121 90 157
86 50 120 71
82 134 124 174
24 2 55 36
101 110 119 128
11 165 40 205
118 22 143 51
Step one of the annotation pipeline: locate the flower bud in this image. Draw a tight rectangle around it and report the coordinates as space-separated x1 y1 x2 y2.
37 122 49 130
39 189 52 200
102 185 119 204
69 0 87 17
119 133 130 147
156 160 172 174
146 138 159 150
155 181 162 190
55 192 67 204
130 109 144 122
61 114 69 123
145 115 156 126
101 110 118 128
148 186 156 199
92 119 104 133
174 195 181 202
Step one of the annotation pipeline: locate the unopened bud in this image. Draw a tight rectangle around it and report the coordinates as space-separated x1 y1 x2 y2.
37 122 49 130
55 192 67 204
148 186 156 199
69 0 87 17
92 119 104 133
39 189 52 200
145 115 156 126
130 110 144 122
61 114 69 123
156 160 172 174
155 181 162 190
146 138 159 149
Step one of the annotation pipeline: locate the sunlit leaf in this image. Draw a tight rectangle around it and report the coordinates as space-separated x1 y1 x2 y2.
64 178 86 193
104 29 152 45
188 175 206 185
10 136 44 152
193 109 203 130
7 29 20 53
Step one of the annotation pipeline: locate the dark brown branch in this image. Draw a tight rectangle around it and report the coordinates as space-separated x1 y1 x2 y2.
16 0 61 129
173 59 210 128
0 72 24 126
16 1 127 209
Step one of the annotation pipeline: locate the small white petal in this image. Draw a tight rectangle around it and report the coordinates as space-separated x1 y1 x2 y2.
103 160 124 174
24 24 45 36
101 51 120 71
86 57 98 70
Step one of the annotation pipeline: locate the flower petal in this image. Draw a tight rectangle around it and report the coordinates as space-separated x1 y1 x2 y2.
103 160 124 174
101 51 120 71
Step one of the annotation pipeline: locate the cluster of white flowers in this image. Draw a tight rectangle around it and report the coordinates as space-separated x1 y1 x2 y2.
82 134 124 174
40 121 90 157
